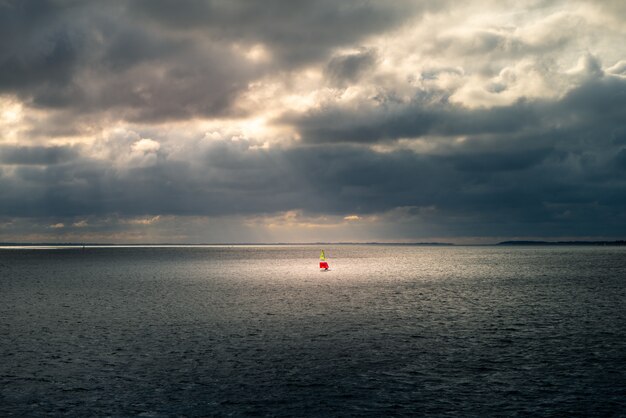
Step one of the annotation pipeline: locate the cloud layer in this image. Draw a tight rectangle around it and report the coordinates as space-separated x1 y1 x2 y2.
1 0 625 242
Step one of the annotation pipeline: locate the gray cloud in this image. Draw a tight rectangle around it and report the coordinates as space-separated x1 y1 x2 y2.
442 147 554 172
0 0 443 123
1 126 625 238
287 94 542 144
0 1 265 121
289 71 626 145
1 0 625 241
0 145 79 165
129 0 437 66
325 48 378 87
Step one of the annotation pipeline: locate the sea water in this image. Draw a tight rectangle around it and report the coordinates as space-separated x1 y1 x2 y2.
1 245 625 416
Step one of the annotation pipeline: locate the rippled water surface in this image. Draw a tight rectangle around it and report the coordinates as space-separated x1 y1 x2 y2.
1 245 625 416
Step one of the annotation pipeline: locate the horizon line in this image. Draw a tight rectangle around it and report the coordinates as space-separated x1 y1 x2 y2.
1 240 625 248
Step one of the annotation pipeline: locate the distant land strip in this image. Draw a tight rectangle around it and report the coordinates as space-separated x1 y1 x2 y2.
497 240 626 246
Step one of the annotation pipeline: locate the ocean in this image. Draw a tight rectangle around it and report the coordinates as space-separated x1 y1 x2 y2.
1 245 625 416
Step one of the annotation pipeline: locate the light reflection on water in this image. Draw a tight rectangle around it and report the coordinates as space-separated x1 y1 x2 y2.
1 245 625 416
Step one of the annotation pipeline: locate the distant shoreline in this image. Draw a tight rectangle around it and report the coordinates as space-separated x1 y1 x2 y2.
497 240 626 246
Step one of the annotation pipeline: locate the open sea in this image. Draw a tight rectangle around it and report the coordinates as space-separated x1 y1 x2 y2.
1 245 625 416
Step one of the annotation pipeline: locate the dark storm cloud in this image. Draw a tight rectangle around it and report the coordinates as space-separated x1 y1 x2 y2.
0 0 79 91
559 75 625 119
91 44 258 122
2 72 625 239
129 0 436 66
290 71 626 145
1 0 625 241
0 145 78 165
324 49 378 87
0 141 437 218
615 148 626 170
0 0 441 122
1 118 625 238
288 94 542 144
442 147 554 172
0 0 262 120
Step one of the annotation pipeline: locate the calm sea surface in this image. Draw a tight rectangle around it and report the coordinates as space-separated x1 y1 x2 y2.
1 245 625 416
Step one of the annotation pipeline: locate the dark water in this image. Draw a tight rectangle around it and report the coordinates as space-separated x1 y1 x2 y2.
1 245 625 416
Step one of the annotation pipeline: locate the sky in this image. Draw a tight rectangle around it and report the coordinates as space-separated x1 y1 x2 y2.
1 0 625 244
